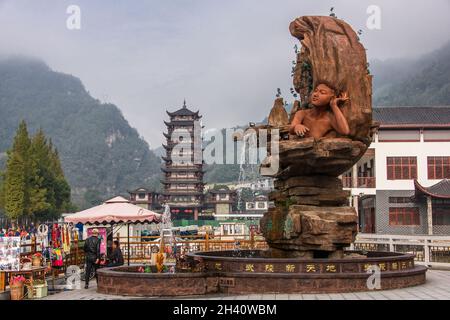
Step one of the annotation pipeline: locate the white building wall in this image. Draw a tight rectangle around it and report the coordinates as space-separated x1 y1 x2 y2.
372 132 450 190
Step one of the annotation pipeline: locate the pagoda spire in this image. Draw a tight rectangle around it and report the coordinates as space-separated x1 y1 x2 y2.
183 99 187 108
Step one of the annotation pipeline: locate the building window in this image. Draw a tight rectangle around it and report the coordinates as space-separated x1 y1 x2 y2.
387 157 417 180
257 202 266 209
427 157 450 179
138 193 146 199
433 206 450 225
389 197 413 204
389 208 420 226
423 130 450 142
378 130 420 142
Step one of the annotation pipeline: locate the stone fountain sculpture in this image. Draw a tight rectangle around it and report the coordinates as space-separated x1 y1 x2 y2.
96 16 426 297
258 16 374 259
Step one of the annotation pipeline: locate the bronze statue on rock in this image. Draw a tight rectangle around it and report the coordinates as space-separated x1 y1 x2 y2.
258 15 375 259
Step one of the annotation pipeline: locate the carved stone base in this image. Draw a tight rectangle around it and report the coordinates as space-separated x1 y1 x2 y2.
270 175 350 206
260 205 358 257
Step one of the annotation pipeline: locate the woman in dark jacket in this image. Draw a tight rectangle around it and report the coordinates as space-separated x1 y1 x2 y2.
107 240 124 267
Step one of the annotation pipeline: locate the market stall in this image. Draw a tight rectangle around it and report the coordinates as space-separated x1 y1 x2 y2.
0 236 49 299
64 196 161 265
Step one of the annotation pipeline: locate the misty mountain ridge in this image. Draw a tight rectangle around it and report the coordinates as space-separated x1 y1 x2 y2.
0 56 161 208
371 40 450 106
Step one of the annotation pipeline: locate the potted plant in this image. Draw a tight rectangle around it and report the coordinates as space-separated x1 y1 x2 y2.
32 253 42 267
10 276 26 300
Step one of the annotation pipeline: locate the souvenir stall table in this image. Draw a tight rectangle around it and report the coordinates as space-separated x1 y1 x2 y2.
64 196 161 265
0 236 21 293
0 236 48 299
5 266 47 298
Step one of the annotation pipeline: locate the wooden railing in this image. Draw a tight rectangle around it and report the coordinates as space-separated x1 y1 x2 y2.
117 234 268 264
357 177 376 188
342 177 376 188
351 233 450 267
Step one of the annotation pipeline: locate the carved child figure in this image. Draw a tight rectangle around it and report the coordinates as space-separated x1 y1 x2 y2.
290 83 350 139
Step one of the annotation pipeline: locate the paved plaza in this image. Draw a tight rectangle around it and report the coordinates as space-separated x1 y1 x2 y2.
41 269 450 300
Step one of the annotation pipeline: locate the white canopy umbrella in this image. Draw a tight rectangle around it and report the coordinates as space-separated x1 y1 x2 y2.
64 196 161 225
65 196 162 265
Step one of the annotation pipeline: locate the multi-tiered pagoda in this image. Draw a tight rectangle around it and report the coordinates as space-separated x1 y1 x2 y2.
161 101 205 220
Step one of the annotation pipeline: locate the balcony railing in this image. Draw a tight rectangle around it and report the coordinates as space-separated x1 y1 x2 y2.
357 177 376 188
342 177 376 188
342 177 352 188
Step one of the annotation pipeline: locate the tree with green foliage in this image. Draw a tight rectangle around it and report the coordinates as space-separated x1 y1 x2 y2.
28 130 72 221
0 122 73 224
2 121 31 222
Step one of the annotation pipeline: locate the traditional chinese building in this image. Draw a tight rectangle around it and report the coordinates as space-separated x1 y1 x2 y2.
161 101 205 220
204 185 237 216
128 187 162 211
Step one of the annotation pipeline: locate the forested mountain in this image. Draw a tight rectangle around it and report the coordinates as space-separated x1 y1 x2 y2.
372 41 450 106
0 57 161 209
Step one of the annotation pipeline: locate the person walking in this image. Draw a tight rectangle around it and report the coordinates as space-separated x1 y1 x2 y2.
83 228 101 289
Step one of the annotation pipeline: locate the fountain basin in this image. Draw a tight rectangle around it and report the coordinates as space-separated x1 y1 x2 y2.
97 250 427 296
97 266 212 296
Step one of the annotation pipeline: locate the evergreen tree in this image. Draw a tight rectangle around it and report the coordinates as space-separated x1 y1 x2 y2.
3 121 31 222
0 172 4 211
49 146 71 214
2 122 73 223
29 129 52 221
29 130 72 221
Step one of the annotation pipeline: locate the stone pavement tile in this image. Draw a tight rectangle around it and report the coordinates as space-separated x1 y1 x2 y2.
247 294 263 300
366 292 388 300
316 294 331 300
302 294 317 300
221 295 236 300
262 294 276 300
235 295 249 300
402 288 437 299
379 293 402 300
342 292 360 300
427 288 450 297
328 293 345 300
390 292 420 300
353 292 375 300
275 294 289 300
288 294 303 300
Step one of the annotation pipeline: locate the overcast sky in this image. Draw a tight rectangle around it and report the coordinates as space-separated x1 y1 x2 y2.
0 0 449 148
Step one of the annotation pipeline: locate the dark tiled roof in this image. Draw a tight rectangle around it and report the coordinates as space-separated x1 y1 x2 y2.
166 101 200 117
164 120 197 126
414 179 450 199
427 179 450 197
373 106 450 126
